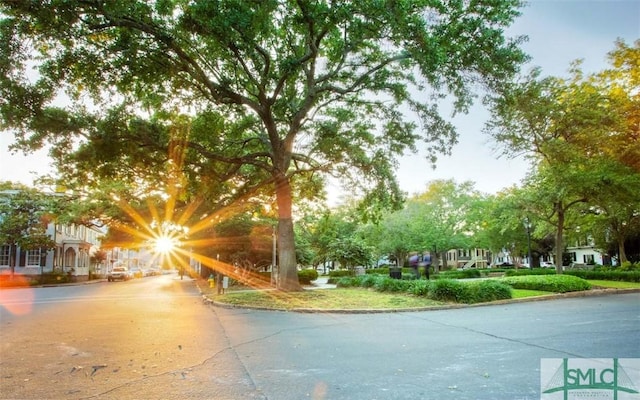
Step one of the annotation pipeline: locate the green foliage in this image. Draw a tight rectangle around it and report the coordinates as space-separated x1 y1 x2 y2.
464 280 513 303
336 275 513 304
328 270 355 278
373 276 409 293
504 268 556 276
408 279 431 296
500 275 591 292
335 276 359 288
0 0 527 291
39 271 73 284
297 269 319 285
564 270 640 283
326 236 375 270
428 279 466 302
0 189 57 271
437 269 482 279
358 274 379 288
619 262 640 272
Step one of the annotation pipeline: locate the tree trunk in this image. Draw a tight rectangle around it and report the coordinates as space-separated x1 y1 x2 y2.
274 176 302 291
616 231 628 265
430 247 440 274
9 244 16 279
555 202 565 275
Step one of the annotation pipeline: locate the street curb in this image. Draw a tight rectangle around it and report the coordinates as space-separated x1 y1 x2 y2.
0 278 107 289
198 284 640 314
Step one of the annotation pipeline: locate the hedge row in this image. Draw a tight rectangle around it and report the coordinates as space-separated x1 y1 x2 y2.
564 270 640 282
335 275 513 304
504 268 556 277
436 269 482 279
503 268 640 283
500 275 591 293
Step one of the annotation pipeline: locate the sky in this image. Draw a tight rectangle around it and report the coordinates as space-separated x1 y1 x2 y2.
1 1 639 197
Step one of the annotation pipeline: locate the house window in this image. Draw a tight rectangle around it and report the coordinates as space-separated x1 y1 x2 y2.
0 246 10 266
26 249 41 266
583 254 595 265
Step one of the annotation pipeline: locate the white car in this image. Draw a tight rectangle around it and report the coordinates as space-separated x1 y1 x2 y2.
107 266 131 281
540 261 555 268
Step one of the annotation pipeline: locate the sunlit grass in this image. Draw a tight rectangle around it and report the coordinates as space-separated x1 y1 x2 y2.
511 289 554 298
206 287 445 310
197 279 638 310
587 280 640 289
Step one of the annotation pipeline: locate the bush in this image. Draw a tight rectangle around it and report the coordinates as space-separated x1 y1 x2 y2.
437 269 482 279
464 280 512 303
500 275 591 293
335 276 358 288
328 270 354 278
373 276 411 292
366 267 389 275
359 274 380 288
564 269 640 282
408 280 431 296
298 269 319 284
504 268 556 277
428 279 466 302
619 262 640 272
334 275 513 304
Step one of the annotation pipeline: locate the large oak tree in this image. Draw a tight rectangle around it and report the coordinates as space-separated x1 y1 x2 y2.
0 0 526 290
484 40 640 270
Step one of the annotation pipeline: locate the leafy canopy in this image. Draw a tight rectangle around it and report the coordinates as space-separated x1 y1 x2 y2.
0 0 527 289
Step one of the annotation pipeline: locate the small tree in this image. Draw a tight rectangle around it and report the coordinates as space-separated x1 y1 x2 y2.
0 188 56 277
327 237 374 271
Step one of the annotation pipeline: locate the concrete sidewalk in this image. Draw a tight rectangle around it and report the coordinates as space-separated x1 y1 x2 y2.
306 275 336 290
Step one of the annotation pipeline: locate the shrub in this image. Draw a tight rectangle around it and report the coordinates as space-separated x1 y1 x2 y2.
564 270 640 282
618 262 640 272
328 270 354 278
366 268 389 275
500 275 591 293
437 269 482 279
298 269 319 284
373 276 411 292
408 280 431 296
504 268 556 277
336 276 358 288
428 279 465 302
465 280 512 303
359 274 380 288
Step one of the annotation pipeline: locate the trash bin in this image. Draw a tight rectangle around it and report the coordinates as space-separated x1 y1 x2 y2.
389 267 402 279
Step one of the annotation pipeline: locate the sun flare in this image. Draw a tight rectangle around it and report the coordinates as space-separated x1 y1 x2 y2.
153 235 177 254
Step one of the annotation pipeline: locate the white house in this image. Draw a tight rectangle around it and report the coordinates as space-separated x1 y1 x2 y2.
0 221 105 281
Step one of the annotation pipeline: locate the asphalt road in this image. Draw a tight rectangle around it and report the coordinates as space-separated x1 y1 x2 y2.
1 275 638 400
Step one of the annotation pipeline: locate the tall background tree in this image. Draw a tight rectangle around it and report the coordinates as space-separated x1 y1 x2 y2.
485 40 640 271
0 0 527 290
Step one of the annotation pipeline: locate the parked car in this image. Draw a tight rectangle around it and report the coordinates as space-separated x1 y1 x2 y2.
540 261 555 268
107 266 131 282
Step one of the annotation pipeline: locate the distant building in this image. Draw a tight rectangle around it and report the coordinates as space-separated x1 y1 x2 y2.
0 221 105 280
564 235 613 266
0 189 106 280
446 248 490 269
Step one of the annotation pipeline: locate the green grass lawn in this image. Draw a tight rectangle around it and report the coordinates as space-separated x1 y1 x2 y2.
214 288 445 310
587 280 640 289
511 289 554 298
198 278 638 311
